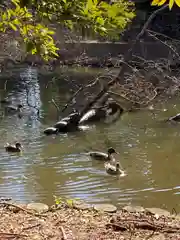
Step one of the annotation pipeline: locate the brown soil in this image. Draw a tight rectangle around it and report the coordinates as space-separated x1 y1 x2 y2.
0 202 180 240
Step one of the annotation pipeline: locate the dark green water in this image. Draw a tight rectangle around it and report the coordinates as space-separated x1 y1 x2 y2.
0 66 180 212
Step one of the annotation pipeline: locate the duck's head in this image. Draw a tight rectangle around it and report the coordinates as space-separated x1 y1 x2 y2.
68 112 80 125
17 104 23 109
107 147 118 155
107 101 123 114
15 142 23 149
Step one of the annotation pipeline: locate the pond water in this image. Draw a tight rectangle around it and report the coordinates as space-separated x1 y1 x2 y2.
0 66 180 212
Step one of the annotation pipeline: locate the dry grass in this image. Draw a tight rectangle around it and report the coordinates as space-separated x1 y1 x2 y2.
0 203 180 240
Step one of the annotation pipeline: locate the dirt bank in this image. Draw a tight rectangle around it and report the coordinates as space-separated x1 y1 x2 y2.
0 201 180 240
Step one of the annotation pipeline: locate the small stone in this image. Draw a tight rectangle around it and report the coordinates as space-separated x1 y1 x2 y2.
149 233 166 240
122 205 145 213
27 202 49 213
93 204 117 213
31 234 42 240
174 213 180 220
145 208 170 217
73 201 92 210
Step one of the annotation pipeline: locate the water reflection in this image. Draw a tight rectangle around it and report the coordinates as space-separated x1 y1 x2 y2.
0 67 179 211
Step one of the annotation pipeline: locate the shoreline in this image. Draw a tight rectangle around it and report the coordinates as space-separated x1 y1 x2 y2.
1 199 180 239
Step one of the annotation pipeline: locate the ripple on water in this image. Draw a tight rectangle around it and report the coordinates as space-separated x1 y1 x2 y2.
1 70 180 211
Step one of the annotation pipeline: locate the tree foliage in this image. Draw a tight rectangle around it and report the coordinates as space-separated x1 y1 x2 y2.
0 0 135 60
151 0 180 9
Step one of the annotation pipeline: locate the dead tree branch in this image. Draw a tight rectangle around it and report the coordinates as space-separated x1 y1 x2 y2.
146 31 180 61
0 202 46 217
51 98 60 112
116 4 169 83
58 5 169 119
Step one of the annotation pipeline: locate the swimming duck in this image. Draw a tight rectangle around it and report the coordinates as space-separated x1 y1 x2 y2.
79 108 104 124
104 101 124 124
61 111 80 123
105 162 125 176
54 112 80 133
5 104 23 113
5 142 23 152
88 147 118 161
44 127 59 135
0 99 11 105
53 120 69 132
168 113 180 122
79 100 123 125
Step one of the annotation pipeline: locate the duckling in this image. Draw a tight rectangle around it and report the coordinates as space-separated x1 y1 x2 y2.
105 162 125 176
88 147 118 161
44 127 59 135
5 104 23 113
5 142 23 152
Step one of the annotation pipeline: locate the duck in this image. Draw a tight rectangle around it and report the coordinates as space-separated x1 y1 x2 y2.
54 113 80 133
104 100 124 124
53 120 70 132
61 111 80 123
5 104 23 114
168 113 180 122
105 162 125 176
79 108 104 124
44 127 59 135
79 100 123 125
0 99 11 105
5 142 23 152
88 147 118 161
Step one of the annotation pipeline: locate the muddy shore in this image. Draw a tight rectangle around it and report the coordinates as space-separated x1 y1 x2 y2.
0 200 180 240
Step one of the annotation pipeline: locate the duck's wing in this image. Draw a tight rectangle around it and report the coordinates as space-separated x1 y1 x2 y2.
79 109 96 124
105 162 116 171
4 143 11 148
54 121 67 128
104 109 121 124
6 105 16 110
169 113 180 122
5 145 16 151
89 151 108 159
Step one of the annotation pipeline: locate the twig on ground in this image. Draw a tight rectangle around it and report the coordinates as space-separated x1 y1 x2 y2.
22 223 41 231
128 223 135 240
0 202 46 217
107 216 180 234
0 232 28 237
60 226 67 240
145 215 156 240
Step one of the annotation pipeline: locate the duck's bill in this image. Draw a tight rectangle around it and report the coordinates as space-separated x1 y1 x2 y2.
115 151 120 154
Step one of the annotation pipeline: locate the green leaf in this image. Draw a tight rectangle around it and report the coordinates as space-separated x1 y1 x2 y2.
2 13 7 21
9 22 17 31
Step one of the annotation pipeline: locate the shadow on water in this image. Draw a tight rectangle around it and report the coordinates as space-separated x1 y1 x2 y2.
0 66 180 212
